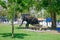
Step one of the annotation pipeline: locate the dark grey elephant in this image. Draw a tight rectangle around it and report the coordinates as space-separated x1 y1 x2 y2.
19 14 40 28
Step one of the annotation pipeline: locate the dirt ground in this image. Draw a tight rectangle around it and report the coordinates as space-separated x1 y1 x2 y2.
24 29 60 34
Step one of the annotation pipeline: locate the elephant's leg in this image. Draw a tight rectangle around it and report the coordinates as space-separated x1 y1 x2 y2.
19 20 24 28
26 23 29 28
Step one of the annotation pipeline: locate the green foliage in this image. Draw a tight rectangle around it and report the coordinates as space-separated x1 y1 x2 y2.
34 0 42 11
0 0 60 19
42 0 60 13
0 0 6 8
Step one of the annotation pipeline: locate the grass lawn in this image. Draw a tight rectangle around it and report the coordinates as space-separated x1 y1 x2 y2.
0 23 60 40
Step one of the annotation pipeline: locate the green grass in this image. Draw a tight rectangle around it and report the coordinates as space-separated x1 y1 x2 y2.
0 23 60 40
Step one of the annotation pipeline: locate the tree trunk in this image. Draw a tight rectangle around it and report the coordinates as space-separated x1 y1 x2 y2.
51 12 56 30
11 3 16 38
11 18 14 38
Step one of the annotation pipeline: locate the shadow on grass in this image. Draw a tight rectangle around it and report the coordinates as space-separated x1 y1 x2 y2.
0 33 29 39
16 26 34 29
16 27 31 29
17 27 26 29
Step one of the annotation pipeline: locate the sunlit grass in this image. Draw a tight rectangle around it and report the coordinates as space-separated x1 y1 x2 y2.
0 23 60 40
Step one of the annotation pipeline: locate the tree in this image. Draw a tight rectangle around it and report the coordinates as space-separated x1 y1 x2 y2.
41 0 60 30
0 0 16 38
7 0 35 37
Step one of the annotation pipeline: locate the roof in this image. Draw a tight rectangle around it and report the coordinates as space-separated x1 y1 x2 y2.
38 18 45 20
